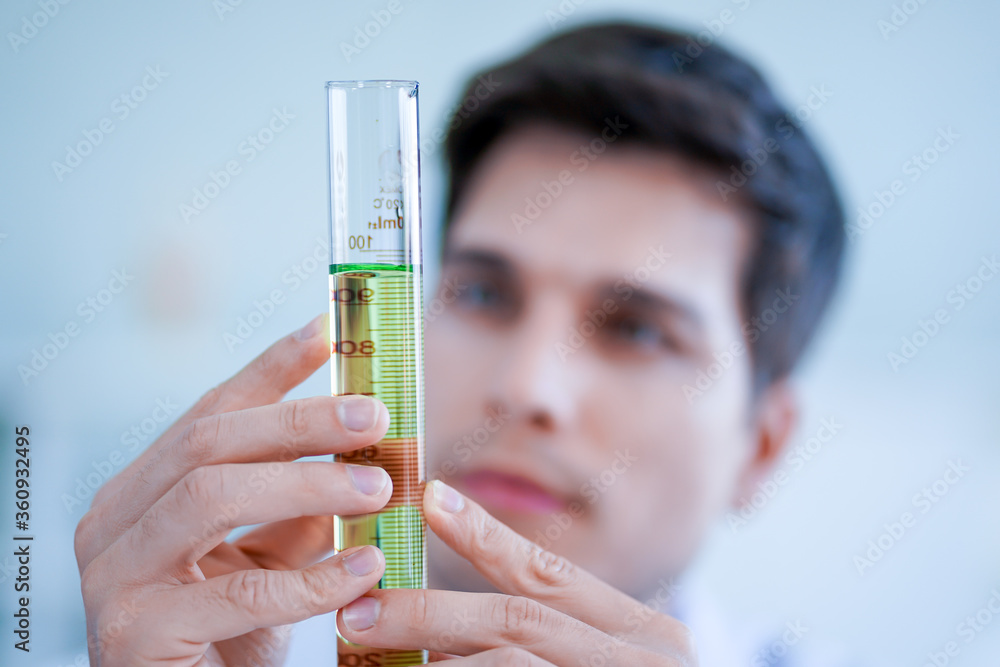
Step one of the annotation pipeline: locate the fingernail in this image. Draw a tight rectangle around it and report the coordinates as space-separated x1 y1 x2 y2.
343 596 378 631
294 313 324 341
343 546 380 576
432 480 465 513
347 465 388 495
338 396 378 431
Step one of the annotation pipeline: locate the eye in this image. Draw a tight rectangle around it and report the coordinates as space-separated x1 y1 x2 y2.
610 316 660 344
601 313 679 354
460 279 503 309
448 270 520 321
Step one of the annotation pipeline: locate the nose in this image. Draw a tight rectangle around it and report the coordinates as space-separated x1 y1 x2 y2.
486 291 578 432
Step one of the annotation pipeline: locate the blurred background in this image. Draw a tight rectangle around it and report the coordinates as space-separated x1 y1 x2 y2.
1 0 998 665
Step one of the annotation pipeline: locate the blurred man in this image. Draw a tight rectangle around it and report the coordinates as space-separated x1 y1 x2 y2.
420 22 845 664
75 21 845 666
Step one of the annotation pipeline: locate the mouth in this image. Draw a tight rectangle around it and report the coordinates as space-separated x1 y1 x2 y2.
456 469 568 515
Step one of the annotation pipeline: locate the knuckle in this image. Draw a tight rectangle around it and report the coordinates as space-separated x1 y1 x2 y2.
410 588 435 629
79 563 103 605
177 416 221 468
175 466 223 513
469 512 505 560
131 501 166 548
74 511 96 564
493 595 546 644
296 568 334 616
193 383 226 416
90 481 116 509
279 399 313 442
295 464 327 503
92 595 138 655
249 351 285 392
520 545 577 590
226 569 281 617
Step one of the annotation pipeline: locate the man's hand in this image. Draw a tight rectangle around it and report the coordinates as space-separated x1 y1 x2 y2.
337 480 699 666
74 314 392 666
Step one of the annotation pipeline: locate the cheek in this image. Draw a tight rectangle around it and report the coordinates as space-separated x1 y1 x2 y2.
588 372 742 541
425 318 498 458
684 358 756 503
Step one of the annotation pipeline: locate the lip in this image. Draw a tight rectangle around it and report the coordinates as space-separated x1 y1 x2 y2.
456 469 568 515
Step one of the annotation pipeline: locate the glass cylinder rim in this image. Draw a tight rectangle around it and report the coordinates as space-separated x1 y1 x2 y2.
325 79 417 90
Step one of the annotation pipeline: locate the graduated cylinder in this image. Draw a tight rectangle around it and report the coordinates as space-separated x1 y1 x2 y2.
327 79 427 666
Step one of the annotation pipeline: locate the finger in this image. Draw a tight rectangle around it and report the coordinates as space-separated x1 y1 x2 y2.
423 481 693 655
76 394 388 568
139 546 385 646
336 589 661 665
93 461 391 583
233 515 336 571
431 647 556 665
428 650 461 661
91 312 331 508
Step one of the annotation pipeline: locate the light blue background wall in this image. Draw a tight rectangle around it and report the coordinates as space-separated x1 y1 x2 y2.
1 0 998 665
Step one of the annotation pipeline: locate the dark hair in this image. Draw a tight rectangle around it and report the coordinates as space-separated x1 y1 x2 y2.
442 21 846 393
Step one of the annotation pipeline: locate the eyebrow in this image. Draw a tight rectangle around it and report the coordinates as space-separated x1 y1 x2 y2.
441 247 514 273
605 284 706 335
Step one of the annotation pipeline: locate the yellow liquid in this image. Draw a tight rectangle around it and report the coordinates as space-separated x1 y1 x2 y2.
330 265 427 666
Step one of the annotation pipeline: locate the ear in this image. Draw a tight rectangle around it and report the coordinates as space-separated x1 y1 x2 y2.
729 379 798 508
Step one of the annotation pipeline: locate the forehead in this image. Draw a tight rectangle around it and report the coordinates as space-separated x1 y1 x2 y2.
447 126 752 312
